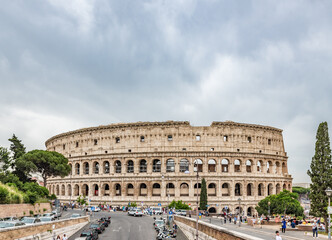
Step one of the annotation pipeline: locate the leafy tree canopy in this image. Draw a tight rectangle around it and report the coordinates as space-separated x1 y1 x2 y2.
200 178 208 210
255 190 304 217
169 200 191 210
292 187 310 195
19 150 71 187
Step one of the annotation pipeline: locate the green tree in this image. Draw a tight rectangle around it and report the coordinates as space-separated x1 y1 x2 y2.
9 134 26 161
76 195 87 206
256 190 303 216
0 147 11 173
168 200 191 210
200 178 207 210
128 202 137 207
292 187 310 195
19 150 71 187
307 122 332 232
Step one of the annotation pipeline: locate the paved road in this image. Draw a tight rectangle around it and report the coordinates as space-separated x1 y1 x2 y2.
200 217 327 240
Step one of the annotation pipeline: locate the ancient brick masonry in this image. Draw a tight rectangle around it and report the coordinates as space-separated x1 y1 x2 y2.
46 121 292 215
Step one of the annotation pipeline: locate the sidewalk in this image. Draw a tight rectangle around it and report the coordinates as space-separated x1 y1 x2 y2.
200 217 328 240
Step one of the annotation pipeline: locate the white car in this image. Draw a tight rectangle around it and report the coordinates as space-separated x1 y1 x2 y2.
20 217 41 225
128 208 143 217
151 207 163 215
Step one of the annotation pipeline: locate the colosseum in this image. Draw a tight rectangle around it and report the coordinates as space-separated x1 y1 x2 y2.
46 121 292 215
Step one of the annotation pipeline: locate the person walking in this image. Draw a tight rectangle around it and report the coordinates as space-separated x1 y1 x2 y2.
62 234 68 240
312 220 318 239
281 218 286 233
275 231 282 240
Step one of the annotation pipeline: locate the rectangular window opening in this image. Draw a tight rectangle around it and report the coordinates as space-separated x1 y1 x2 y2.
210 148 214 151
140 136 145 142
196 135 201 141
268 139 271 145
248 137 252 143
223 135 228 142
94 139 98 145
168 135 173 141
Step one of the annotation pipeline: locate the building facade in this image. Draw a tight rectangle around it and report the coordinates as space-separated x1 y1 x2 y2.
46 121 292 215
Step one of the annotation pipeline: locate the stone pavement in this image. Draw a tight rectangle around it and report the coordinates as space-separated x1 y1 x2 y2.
176 228 189 240
200 217 328 240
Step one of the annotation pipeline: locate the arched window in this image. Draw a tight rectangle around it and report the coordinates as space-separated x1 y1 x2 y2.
257 160 263 172
127 184 134 196
67 184 72 196
93 184 99 196
83 162 89 175
153 159 161 172
140 183 147 196
56 185 60 195
127 160 134 173
283 183 287 190
82 184 89 196
234 159 241 172
180 159 189 172
74 184 79 196
247 183 253 196
166 183 175 196
103 184 110 196
115 184 121 196
235 183 241 196
258 183 264 196
166 159 175 172
282 162 287 174
104 161 110 174
268 183 273 195
247 207 253 216
276 183 281 194
246 160 252 172
221 159 229 172
275 161 280 174
140 159 147 172
194 159 203 172
94 162 99 174
267 161 272 173
194 183 201 196
75 163 80 175
180 183 189 196
152 183 161 196
115 160 121 173
222 183 230 196
208 159 216 172
61 185 65 196
208 207 216 213
208 183 216 196
69 164 72 175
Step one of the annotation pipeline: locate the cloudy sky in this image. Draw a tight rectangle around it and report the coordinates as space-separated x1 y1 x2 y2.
1 0 332 183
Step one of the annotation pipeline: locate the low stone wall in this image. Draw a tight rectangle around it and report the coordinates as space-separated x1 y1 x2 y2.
174 216 264 240
0 203 52 218
0 216 89 240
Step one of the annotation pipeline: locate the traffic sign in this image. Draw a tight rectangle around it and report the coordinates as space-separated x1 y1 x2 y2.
158 203 161 206
169 211 173 215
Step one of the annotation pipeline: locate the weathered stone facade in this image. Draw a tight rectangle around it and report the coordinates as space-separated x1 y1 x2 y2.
46 121 292 215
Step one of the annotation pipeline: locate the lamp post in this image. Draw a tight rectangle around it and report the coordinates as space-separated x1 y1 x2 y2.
194 162 199 240
238 198 241 227
325 187 332 240
268 201 271 216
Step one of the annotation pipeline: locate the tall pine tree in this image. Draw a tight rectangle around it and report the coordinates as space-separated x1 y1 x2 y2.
307 122 332 232
200 178 208 210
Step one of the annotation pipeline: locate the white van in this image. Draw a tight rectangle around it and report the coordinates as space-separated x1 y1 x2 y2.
151 207 163 215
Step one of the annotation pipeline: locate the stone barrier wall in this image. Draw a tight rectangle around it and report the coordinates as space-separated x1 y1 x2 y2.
174 216 264 240
0 203 52 218
0 216 89 240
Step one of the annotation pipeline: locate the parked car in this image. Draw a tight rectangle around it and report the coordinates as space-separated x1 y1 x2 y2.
52 209 62 218
43 213 55 218
151 207 163 215
85 206 101 212
3 217 19 222
99 217 111 224
154 219 165 230
89 223 105 234
71 213 82 218
80 229 98 240
175 209 187 216
0 221 25 228
39 217 55 222
133 208 143 217
20 217 41 225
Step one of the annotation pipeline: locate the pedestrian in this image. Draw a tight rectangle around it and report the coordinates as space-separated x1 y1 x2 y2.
312 220 318 239
56 235 61 240
62 234 68 240
252 218 256 228
281 218 286 233
174 223 178 234
224 216 226 224
275 231 282 240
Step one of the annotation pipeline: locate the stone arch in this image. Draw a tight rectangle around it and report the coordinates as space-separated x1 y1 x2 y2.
103 184 110 196
194 182 201 196
127 160 134 173
166 159 175 172
74 184 79 196
103 161 110 174
276 183 281 194
221 159 229 172
194 159 203 172
222 207 230 213
83 162 89 175
127 183 134 196
234 159 241 172
152 183 161 196
221 183 230 196
208 159 216 172
82 184 89 196
246 160 252 172
152 159 161 172
288 183 291 191
180 183 189 196
166 183 175 196
234 183 242 196
115 160 121 173
208 183 216 196
67 184 72 196
56 185 60 196
258 183 264 196
115 183 121 196
268 183 273 195
208 207 216 213
140 159 147 173
275 161 280 174
247 207 253 216
282 162 287 174
257 160 263 172
93 162 99 174
283 183 287 190
180 159 189 172
92 184 99 196
247 183 254 196
75 163 80 175
140 183 147 196
267 161 272 173
235 206 243 215
69 164 72 175
61 184 65 196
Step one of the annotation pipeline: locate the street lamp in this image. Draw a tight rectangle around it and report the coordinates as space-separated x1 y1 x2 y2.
325 187 332 240
268 201 271 216
238 198 241 227
194 162 199 240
